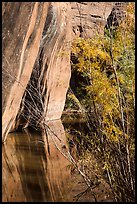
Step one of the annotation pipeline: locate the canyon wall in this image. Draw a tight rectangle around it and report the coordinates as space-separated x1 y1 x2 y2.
71 2 113 38
71 2 128 38
2 2 71 142
2 2 127 142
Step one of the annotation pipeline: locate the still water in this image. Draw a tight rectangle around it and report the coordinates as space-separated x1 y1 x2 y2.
2 118 114 202
2 120 73 202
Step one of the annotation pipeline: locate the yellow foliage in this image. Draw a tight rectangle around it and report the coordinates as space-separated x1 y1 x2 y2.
71 2 135 148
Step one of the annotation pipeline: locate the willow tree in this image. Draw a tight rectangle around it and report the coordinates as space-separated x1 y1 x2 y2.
70 2 135 202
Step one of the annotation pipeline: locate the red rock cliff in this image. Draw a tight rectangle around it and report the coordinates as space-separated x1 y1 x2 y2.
2 2 127 142
2 2 71 142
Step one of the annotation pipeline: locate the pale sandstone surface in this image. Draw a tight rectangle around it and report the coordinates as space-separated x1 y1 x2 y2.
2 2 71 142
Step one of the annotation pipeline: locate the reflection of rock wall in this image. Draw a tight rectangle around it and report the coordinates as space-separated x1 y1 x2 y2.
43 120 71 201
2 136 27 202
2 120 71 202
2 2 71 142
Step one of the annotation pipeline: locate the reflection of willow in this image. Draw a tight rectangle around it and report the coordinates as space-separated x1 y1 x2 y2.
43 122 98 202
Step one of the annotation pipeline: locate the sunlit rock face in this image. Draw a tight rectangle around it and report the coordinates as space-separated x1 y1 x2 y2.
70 2 128 38
2 2 49 141
13 2 72 129
2 2 71 142
70 2 113 38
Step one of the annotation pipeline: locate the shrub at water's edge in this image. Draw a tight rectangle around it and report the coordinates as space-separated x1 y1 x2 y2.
65 2 135 202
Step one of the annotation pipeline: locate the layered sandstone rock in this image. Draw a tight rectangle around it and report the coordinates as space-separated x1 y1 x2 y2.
2 2 71 142
2 2 49 141
71 2 114 38
16 2 71 129
71 2 128 38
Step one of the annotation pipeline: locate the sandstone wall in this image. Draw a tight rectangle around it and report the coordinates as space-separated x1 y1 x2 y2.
71 2 113 38
2 2 71 142
2 2 127 142
71 2 128 38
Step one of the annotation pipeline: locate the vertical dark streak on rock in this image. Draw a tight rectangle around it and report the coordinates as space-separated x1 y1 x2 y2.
17 2 58 128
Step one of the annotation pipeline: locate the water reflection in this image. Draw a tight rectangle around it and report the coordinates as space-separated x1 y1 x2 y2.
2 120 71 202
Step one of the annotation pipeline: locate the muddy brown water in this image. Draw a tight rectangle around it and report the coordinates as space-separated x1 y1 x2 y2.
2 119 114 202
